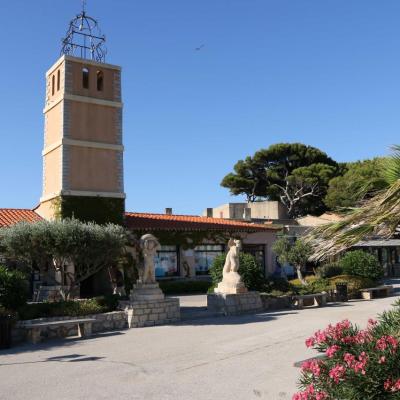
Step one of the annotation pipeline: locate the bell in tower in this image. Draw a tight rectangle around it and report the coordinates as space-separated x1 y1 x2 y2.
35 3 125 225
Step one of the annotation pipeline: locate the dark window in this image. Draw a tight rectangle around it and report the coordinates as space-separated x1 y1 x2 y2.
82 67 89 89
155 245 179 277
51 75 55 96
57 70 60 91
194 245 224 275
96 70 104 91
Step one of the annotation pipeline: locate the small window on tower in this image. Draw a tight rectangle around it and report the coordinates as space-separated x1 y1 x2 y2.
82 67 89 89
97 70 104 91
51 75 55 96
57 70 60 91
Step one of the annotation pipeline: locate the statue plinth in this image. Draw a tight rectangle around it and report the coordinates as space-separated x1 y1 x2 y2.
119 280 180 328
214 272 248 294
130 282 165 302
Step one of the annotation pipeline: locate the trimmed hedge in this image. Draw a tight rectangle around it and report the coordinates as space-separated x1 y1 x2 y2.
18 295 121 320
289 274 375 297
159 280 212 294
328 274 375 297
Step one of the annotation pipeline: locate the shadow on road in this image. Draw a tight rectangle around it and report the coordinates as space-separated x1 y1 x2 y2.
0 330 126 357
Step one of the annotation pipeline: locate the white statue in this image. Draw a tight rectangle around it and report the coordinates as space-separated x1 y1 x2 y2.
215 238 248 294
223 238 241 275
139 234 161 284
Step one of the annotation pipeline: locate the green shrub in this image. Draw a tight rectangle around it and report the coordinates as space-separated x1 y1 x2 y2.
159 280 212 295
340 250 383 280
94 294 123 311
263 276 293 294
295 278 331 295
0 266 29 311
328 274 375 297
17 296 120 320
316 263 343 279
209 253 265 291
290 275 318 287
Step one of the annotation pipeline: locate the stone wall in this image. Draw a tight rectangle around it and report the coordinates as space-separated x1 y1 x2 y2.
207 292 263 316
120 298 180 328
259 294 292 310
12 311 128 345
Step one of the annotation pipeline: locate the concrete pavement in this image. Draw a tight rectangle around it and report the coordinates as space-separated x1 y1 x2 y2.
1 293 399 400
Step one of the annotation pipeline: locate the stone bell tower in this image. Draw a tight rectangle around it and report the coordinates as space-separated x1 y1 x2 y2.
36 6 125 224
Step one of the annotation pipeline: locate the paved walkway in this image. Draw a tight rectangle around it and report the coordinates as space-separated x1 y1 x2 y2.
1 289 399 400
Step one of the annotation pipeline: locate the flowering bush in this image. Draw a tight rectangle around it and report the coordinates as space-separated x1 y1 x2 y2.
293 305 400 399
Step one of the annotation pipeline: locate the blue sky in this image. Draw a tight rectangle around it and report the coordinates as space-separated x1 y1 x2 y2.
1 0 400 215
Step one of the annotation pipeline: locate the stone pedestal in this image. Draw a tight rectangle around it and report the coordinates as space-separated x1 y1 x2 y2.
214 272 248 294
130 282 165 302
207 292 263 316
119 282 180 328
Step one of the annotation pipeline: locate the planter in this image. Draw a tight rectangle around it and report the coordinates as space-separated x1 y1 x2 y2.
0 315 13 349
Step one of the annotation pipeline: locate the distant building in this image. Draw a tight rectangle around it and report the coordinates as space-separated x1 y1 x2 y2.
203 201 290 223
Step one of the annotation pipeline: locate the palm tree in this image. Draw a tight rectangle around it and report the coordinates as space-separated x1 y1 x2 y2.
308 146 400 261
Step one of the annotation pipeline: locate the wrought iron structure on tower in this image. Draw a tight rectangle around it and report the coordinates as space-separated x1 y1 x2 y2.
61 1 107 63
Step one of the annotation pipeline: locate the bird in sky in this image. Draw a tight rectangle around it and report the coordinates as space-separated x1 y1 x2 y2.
195 44 205 51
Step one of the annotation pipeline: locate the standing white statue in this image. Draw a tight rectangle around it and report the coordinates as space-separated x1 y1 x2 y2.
215 238 248 294
139 234 161 284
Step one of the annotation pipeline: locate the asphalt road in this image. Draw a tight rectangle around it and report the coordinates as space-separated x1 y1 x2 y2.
1 292 399 400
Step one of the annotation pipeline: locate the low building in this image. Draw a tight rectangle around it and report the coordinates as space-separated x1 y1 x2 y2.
0 208 280 295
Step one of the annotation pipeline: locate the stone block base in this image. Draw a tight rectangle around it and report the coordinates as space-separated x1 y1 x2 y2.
130 282 165 302
120 298 180 328
207 292 263 316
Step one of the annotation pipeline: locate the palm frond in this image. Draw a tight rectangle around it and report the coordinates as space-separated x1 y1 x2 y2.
383 145 400 185
307 177 400 261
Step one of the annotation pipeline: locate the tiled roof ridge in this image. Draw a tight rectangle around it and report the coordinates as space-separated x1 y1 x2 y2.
125 211 278 231
0 208 43 228
125 211 204 218
0 207 37 211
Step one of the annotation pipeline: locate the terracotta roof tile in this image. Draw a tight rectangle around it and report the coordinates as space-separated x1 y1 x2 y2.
125 212 278 232
0 209 42 228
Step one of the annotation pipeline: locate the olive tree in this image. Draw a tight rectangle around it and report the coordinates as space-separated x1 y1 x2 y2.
0 219 128 299
272 236 312 285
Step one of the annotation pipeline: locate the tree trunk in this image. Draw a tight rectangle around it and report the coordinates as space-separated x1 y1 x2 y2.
296 266 308 286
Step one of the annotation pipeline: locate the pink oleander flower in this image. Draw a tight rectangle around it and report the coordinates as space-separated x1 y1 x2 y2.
352 352 368 375
343 352 355 366
384 378 400 393
384 379 393 391
301 360 322 377
314 330 327 344
376 335 398 353
392 379 400 391
368 318 377 327
343 351 368 374
292 384 328 400
378 356 386 364
329 364 346 384
305 337 315 348
326 345 340 358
